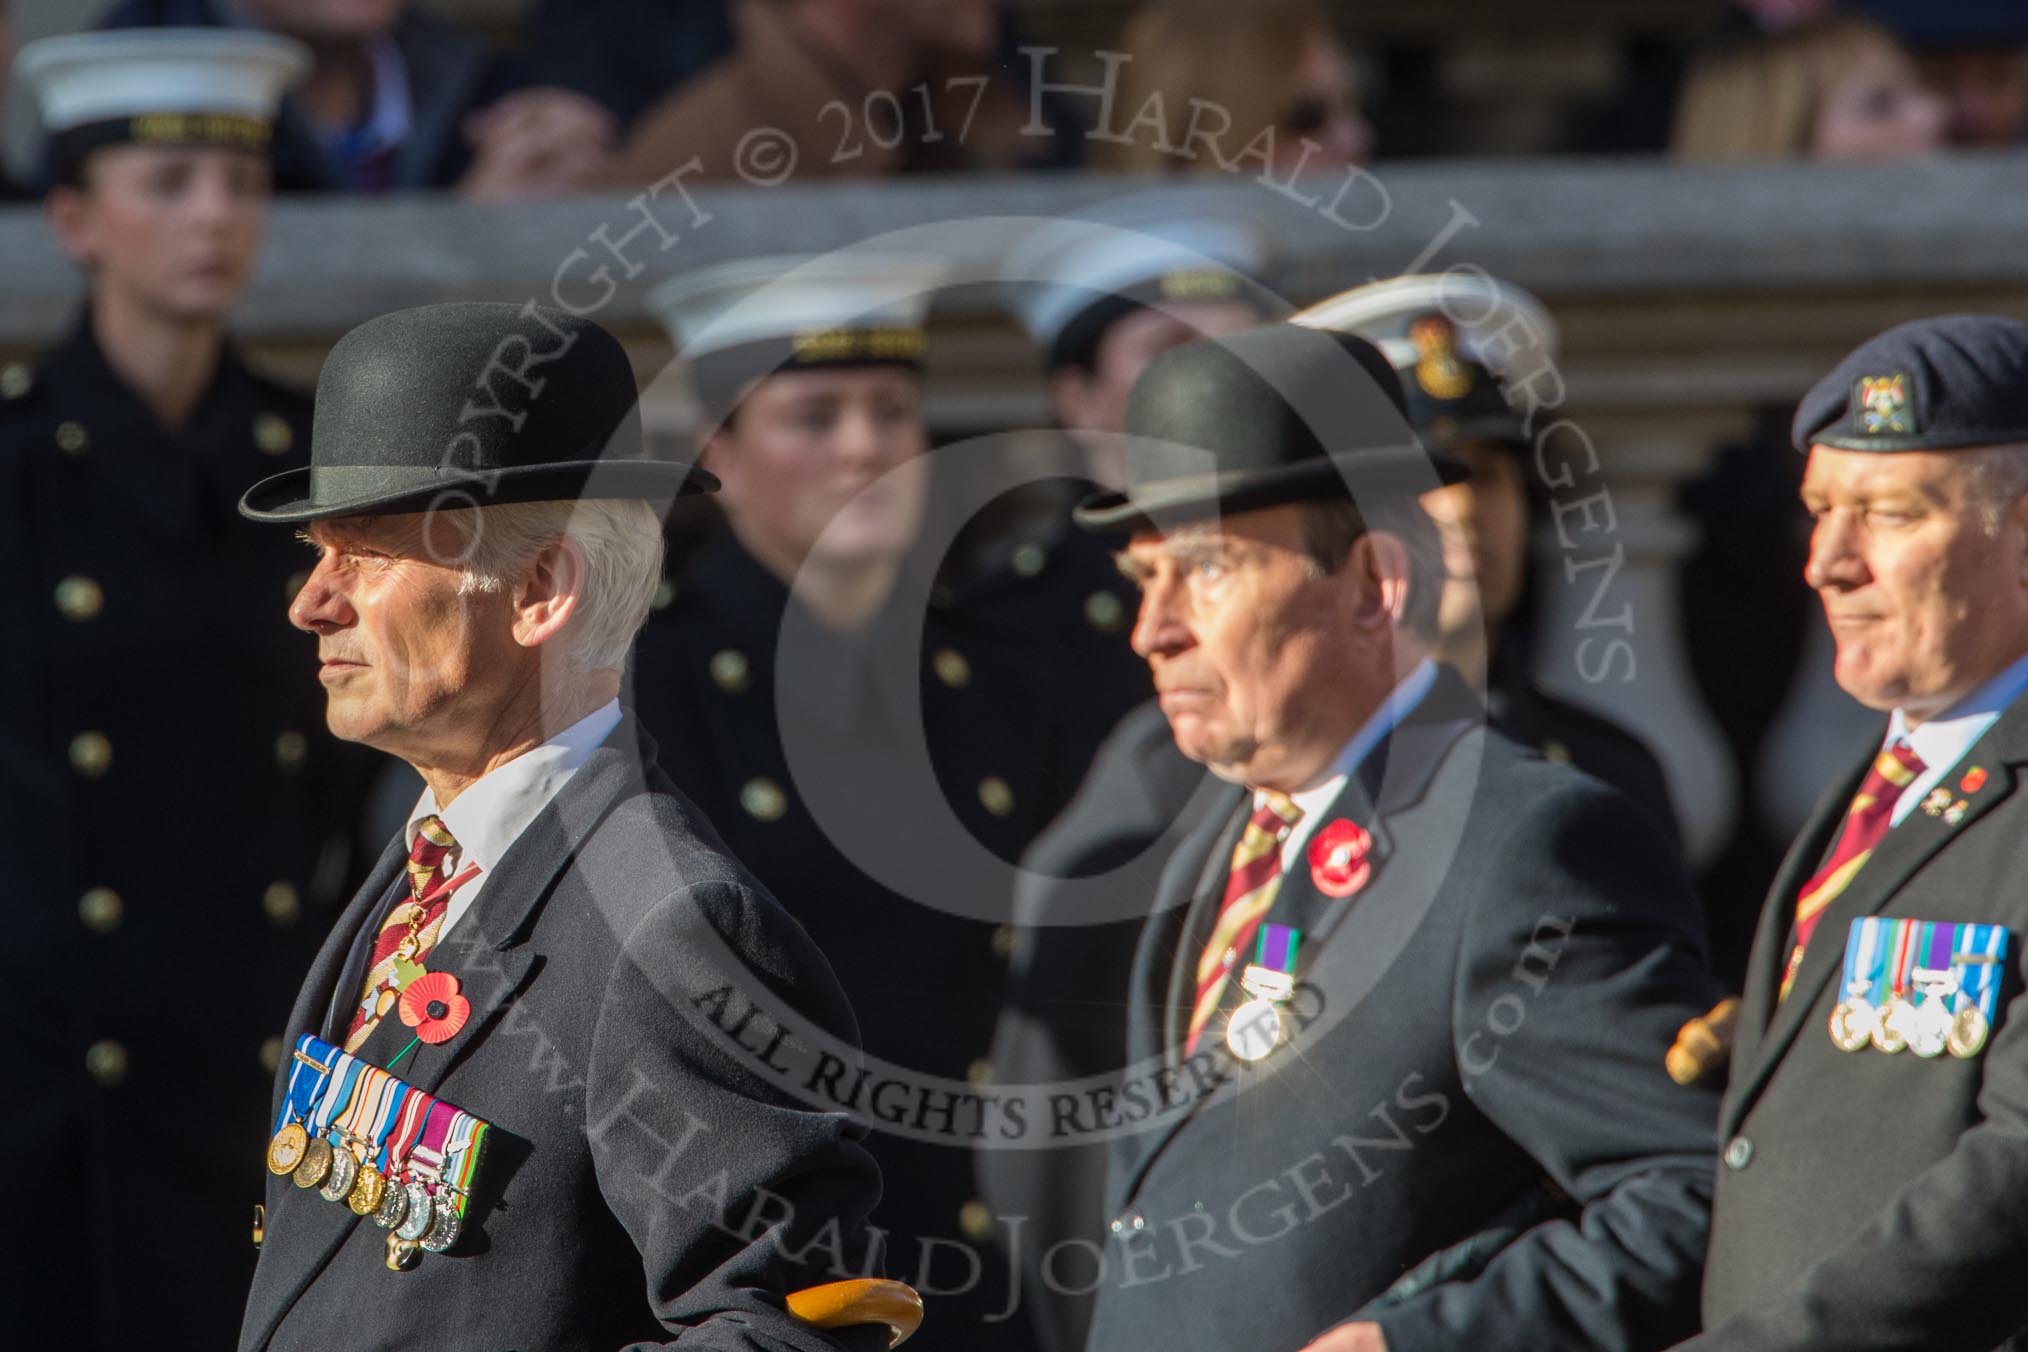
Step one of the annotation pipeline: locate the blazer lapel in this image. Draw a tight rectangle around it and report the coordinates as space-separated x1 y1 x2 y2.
243 719 654 1349
1108 787 1245 1216
1725 705 2028 1132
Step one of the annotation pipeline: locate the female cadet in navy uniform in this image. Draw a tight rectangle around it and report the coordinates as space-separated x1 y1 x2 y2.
633 257 1100 1350
0 31 367 1350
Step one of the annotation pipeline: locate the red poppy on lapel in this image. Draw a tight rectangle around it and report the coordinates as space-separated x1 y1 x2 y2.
1962 766 1989 794
1309 819 1373 898
398 971 471 1045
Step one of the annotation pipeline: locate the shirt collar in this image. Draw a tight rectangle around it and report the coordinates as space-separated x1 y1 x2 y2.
1261 657 1439 822
405 700 622 875
1887 647 2028 765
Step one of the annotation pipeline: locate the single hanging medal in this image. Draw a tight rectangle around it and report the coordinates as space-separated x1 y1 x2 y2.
1227 924 1302 1064
267 1042 334 1175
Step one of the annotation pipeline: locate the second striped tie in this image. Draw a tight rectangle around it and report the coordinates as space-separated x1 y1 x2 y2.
1186 793 1303 1055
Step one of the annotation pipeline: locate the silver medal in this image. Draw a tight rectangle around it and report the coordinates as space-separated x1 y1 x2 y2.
396 1181 434 1241
1225 997 1284 1063
421 1195 463 1253
318 1145 359 1203
372 1177 409 1229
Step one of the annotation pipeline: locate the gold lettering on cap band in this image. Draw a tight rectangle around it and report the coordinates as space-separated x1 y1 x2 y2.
1158 269 1242 301
789 327 927 361
127 112 272 150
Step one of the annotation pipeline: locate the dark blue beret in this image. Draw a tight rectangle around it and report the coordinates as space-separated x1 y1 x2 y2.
1791 314 2028 454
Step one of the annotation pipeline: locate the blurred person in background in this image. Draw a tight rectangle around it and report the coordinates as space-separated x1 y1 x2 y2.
1671 13 1945 160
1306 277 1681 847
617 0 1072 184
98 0 615 197
976 192 1278 1352
1844 0 2028 148
0 29 369 1349
1096 0 1371 175
0 0 24 199
633 256 1113 1350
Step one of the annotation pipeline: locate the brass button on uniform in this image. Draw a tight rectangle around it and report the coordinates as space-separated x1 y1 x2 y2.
1085 591 1126 633
69 730 112 779
55 421 90 457
991 924 1017 959
933 648 971 690
978 776 1014 818
263 881 302 926
1011 542 1046 578
274 730 309 771
1723 1136 1753 1170
741 777 787 822
253 412 294 456
78 887 123 933
966 1058 995 1092
54 575 103 622
1542 740 1572 765
710 648 751 693
259 1036 285 1075
958 1199 995 1242
85 1039 128 1088
0 362 31 399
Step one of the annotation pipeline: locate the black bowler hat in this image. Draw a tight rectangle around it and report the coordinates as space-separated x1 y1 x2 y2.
1072 323 1466 532
239 302 714 522
1792 314 2028 455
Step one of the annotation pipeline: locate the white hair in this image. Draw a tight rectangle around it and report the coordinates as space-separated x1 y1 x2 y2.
455 498 666 670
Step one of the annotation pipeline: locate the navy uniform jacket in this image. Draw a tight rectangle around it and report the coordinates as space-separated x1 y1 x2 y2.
630 530 1090 1350
243 720 885 1351
0 319 366 1351
1083 667 1722 1352
1685 695 2028 1351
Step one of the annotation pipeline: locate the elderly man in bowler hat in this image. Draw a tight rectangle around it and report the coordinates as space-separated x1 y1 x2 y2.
1681 315 2028 1350
1074 324 1722 1352
234 302 889 1350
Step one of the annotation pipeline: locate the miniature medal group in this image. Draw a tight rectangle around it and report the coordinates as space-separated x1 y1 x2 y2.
1828 917 2007 1060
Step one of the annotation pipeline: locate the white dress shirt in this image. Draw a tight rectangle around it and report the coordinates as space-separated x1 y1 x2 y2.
1255 658 1439 873
1885 648 2028 827
403 700 622 939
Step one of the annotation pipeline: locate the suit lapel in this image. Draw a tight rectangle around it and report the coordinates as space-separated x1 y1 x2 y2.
1109 787 1245 1216
1725 705 2028 1133
243 719 654 1350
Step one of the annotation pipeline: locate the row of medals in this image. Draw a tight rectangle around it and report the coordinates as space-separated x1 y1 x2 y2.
1829 990 1989 1059
266 1119 462 1270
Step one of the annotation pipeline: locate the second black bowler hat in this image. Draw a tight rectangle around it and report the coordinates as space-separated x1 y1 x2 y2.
1073 323 1466 532
239 302 714 522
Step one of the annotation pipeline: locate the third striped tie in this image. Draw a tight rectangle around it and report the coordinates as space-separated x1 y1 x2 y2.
1185 793 1303 1055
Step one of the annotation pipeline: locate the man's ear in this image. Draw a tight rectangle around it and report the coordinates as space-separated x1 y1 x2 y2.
511 536 587 651
1347 531 1412 635
1048 365 1098 431
45 185 97 269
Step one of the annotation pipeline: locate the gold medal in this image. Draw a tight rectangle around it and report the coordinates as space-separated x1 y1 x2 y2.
291 1136 333 1189
421 1195 462 1253
1828 998 1876 1052
373 1176 409 1229
384 1231 421 1272
319 1146 358 1203
1949 1004 1991 1059
1872 997 1916 1054
347 1165 385 1217
1225 997 1284 1063
266 1122 308 1176
396 1182 435 1241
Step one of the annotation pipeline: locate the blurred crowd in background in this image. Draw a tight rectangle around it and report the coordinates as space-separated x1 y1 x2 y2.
0 0 2025 200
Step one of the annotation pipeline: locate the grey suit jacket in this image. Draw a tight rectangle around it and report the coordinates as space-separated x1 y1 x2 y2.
239 718 885 1351
1687 696 2028 1351
1083 668 1723 1352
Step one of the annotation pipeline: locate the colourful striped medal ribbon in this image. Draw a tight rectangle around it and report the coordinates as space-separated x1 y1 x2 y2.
266 1036 337 1175
1907 921 1961 1057
421 1110 487 1253
1228 924 1303 1063
1873 918 1922 1053
1830 917 1889 1051
1949 922 2009 1057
